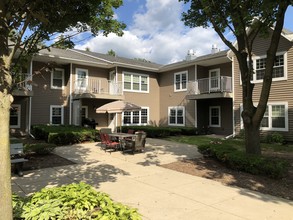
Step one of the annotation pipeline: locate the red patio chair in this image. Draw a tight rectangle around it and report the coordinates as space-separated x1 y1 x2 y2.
103 133 120 152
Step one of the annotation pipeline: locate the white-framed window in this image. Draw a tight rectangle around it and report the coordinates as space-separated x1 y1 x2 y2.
123 72 149 93
168 106 185 126
209 69 220 91
174 71 188 92
76 68 88 91
251 52 287 83
81 106 88 122
209 106 221 127
240 102 288 131
51 68 64 89
50 105 64 125
123 107 149 125
10 104 21 128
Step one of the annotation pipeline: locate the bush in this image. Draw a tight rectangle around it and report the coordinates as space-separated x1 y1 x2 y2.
198 143 289 179
13 182 141 220
263 132 285 144
31 125 98 145
121 126 198 138
24 143 56 155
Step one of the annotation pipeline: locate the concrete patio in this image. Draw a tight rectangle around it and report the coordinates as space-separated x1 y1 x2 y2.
12 138 293 220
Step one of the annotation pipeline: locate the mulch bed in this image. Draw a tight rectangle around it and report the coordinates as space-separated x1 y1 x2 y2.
161 157 293 201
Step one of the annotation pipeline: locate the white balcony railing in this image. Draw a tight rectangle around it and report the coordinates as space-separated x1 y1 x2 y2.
14 73 33 91
188 76 232 95
74 78 123 96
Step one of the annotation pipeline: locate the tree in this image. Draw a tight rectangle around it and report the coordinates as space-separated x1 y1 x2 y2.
181 0 291 155
0 1 125 219
107 49 116 56
53 35 75 49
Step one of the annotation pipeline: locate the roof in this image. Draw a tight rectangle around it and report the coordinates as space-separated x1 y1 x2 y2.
70 49 163 71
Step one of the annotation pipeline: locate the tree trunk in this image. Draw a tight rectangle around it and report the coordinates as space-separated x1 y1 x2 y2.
244 123 261 155
0 92 13 220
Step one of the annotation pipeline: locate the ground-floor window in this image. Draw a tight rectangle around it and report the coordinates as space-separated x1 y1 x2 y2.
240 102 288 131
168 106 185 126
123 107 149 125
209 106 221 127
50 105 64 125
10 104 21 128
81 106 88 122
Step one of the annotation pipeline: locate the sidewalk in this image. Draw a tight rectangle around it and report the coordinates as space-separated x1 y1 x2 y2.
12 138 293 220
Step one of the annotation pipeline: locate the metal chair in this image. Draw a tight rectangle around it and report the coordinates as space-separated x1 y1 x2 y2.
124 131 146 154
103 133 120 152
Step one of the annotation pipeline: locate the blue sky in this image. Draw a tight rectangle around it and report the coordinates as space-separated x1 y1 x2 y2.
75 0 293 64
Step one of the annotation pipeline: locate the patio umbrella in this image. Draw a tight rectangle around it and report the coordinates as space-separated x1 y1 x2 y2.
96 100 141 132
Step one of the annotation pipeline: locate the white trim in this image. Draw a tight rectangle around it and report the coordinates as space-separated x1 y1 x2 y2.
122 71 149 93
69 63 72 125
122 107 149 125
50 105 64 125
209 68 220 91
10 104 21 128
51 68 65 90
75 68 89 91
174 71 188 92
240 102 288 131
81 106 88 119
209 106 221 127
168 106 185 126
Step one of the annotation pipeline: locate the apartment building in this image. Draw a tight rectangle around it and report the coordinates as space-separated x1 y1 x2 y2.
10 27 293 141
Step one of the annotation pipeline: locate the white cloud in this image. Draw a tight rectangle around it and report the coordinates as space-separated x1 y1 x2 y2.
75 0 225 64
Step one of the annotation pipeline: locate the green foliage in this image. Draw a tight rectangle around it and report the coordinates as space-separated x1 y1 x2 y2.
13 182 141 220
121 126 198 138
263 132 285 144
24 143 56 155
198 143 289 179
31 125 98 145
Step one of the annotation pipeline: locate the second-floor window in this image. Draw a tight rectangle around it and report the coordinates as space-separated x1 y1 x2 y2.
76 68 88 91
123 107 149 125
51 68 64 89
50 105 64 125
174 71 188 92
123 72 149 92
253 53 286 82
168 106 185 126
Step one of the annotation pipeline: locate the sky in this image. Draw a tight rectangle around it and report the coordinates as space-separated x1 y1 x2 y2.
74 0 293 65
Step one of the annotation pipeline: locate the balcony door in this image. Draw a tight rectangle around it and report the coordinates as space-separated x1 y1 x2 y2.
209 69 220 92
76 68 88 93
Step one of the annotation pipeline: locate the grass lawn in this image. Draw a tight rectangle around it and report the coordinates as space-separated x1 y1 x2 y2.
165 135 293 153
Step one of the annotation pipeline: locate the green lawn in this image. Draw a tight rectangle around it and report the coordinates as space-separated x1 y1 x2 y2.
165 135 293 153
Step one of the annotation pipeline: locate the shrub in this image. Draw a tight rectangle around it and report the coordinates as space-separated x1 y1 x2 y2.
31 125 98 145
24 143 56 155
263 132 285 144
198 143 289 179
13 182 141 220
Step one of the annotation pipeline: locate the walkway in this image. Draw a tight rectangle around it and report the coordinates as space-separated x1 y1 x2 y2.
12 138 293 220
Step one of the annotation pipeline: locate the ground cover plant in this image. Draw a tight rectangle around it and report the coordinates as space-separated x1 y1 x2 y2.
13 182 141 220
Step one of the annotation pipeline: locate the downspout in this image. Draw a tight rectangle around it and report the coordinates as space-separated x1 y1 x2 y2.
28 60 34 138
194 64 198 128
69 63 73 125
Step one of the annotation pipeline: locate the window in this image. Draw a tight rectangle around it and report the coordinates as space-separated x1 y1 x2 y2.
76 68 88 91
123 107 149 125
253 53 286 82
123 72 149 92
50 105 64 125
168 106 185 126
174 71 188 91
51 68 64 89
209 69 220 91
10 104 21 128
209 106 221 127
241 103 288 131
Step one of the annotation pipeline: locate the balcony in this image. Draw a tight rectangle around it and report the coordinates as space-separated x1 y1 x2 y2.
12 73 33 96
187 76 232 100
73 78 124 100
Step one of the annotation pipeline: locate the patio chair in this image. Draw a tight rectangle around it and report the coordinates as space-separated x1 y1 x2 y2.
103 133 120 152
124 131 146 154
99 132 107 147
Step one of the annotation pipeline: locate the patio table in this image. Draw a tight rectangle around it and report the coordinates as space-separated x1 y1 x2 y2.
108 133 137 150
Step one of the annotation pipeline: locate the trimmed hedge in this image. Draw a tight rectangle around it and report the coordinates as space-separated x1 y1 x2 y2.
198 143 289 179
24 143 56 155
31 125 98 145
121 126 198 138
